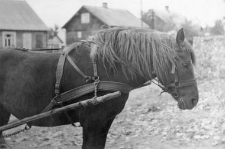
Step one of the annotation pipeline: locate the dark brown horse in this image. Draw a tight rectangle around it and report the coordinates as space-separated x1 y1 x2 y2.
0 27 198 149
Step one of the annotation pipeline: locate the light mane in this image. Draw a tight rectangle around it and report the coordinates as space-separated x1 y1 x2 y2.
90 27 181 83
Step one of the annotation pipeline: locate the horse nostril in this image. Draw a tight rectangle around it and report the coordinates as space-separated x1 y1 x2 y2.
192 98 198 106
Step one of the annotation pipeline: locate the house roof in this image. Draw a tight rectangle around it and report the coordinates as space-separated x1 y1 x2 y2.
63 5 149 28
156 9 185 26
0 0 49 31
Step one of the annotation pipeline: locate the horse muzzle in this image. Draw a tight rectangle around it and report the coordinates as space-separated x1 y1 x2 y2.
166 78 199 110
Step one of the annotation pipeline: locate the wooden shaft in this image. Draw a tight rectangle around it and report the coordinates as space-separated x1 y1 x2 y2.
0 91 121 132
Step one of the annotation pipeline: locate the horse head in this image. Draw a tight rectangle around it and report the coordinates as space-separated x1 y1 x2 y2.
92 27 199 110
158 28 198 110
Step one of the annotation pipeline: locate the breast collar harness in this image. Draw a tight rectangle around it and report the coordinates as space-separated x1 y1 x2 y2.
43 47 133 113
19 47 133 130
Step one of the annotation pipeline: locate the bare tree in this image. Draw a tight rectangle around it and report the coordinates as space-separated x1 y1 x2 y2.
49 24 59 39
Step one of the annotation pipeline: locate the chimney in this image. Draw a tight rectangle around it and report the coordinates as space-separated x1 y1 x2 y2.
102 2 108 8
165 6 169 12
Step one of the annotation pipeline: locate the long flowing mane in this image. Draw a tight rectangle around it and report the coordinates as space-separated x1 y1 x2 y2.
90 27 190 82
64 27 196 83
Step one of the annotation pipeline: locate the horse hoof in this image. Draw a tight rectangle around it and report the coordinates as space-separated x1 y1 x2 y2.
0 144 9 149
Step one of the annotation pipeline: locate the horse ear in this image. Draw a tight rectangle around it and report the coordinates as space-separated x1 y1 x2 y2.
176 28 185 45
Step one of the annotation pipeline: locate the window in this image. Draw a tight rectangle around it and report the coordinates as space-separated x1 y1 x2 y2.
77 31 82 38
2 32 16 48
81 13 90 24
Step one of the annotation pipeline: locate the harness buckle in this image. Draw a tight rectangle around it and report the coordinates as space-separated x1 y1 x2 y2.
93 76 99 81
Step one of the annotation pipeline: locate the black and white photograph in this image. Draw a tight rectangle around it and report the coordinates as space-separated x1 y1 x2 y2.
0 0 225 148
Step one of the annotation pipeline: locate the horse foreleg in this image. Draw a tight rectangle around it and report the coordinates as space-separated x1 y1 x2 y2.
0 104 11 148
82 116 115 149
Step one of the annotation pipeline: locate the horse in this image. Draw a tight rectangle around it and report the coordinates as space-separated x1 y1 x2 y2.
0 27 198 149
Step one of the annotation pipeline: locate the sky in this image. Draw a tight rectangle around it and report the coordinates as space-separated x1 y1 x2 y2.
26 0 225 28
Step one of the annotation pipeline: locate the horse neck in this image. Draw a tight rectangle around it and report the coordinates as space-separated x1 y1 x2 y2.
61 46 148 92
96 59 149 88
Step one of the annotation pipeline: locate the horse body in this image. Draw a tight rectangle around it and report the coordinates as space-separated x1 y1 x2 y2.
0 46 132 118
0 27 199 149
0 50 56 117
0 46 134 148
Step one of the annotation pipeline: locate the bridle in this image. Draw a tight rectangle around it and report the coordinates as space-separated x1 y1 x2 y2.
150 65 197 99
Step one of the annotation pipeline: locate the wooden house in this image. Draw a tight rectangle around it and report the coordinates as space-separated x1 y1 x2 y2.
142 6 186 31
62 3 149 45
0 0 49 50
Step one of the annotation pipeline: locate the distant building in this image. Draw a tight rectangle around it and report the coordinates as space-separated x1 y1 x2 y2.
0 0 49 50
63 3 149 45
142 6 186 31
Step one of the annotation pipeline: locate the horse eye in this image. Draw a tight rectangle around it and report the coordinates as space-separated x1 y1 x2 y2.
172 92 179 97
174 82 179 86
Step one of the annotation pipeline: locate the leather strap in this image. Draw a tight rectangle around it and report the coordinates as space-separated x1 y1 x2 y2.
179 78 197 87
59 81 132 102
67 55 89 79
55 53 66 95
42 81 132 112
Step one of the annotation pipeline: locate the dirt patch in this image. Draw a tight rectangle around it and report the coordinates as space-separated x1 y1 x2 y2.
3 80 225 149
